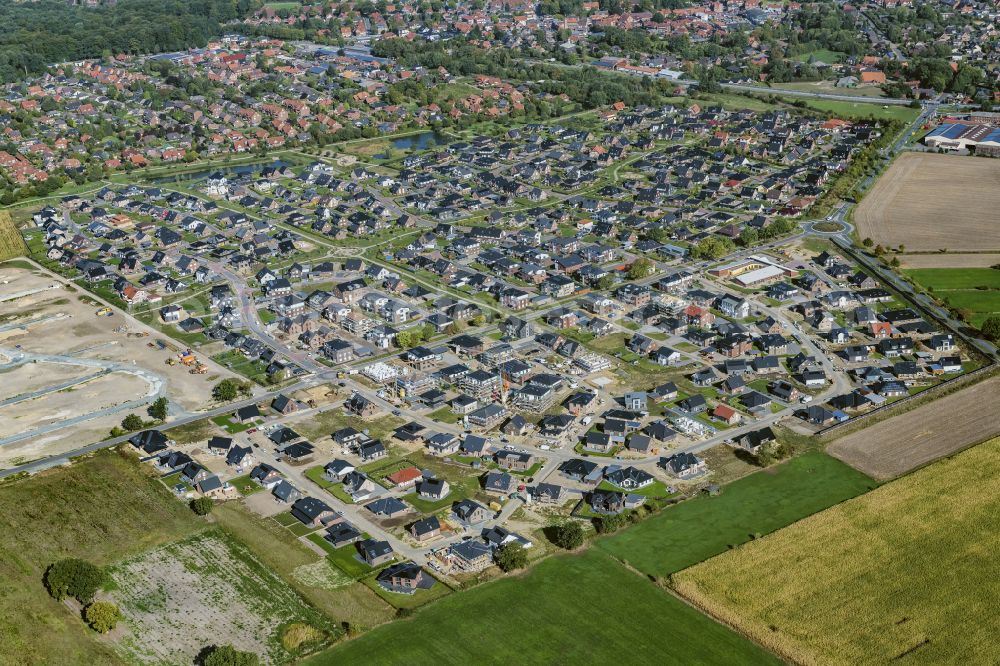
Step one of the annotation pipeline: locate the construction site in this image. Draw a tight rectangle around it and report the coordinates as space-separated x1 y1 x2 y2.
0 261 241 469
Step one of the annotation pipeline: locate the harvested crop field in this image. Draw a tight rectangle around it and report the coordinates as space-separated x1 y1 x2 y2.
900 253 1000 269
673 436 1000 666
827 375 1000 480
854 153 1000 252
111 530 334 665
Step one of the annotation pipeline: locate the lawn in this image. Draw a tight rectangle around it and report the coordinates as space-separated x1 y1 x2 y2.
800 99 921 123
790 48 844 63
229 474 262 495
0 450 203 665
596 451 876 578
288 409 404 444
301 467 361 508
597 479 674 499
674 437 1000 666
302 550 779 666
307 534 379 579
905 268 1000 326
212 414 260 434
426 406 461 424
212 349 270 384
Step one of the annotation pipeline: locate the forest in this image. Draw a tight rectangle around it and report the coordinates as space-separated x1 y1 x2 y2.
0 0 259 83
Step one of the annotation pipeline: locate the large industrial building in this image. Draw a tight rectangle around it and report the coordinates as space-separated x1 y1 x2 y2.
923 123 1000 157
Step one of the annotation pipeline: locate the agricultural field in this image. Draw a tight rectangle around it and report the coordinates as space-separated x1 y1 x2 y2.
303 550 780 666
0 450 203 665
904 267 1000 327
673 437 1000 666
0 211 27 261
827 375 1000 480
110 530 335 664
596 451 875 578
854 153 1000 252
900 253 1000 269
904 267 1000 291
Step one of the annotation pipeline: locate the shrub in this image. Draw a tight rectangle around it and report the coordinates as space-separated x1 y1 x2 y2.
212 378 252 402
551 521 584 550
280 623 323 651
981 316 1000 342
121 414 144 432
494 543 528 572
44 559 107 603
190 497 214 516
594 513 629 534
201 645 260 666
84 601 122 633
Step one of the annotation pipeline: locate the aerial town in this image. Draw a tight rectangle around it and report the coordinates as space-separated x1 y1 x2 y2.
0 0 997 665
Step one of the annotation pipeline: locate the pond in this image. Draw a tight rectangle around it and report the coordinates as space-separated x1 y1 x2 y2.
391 131 449 151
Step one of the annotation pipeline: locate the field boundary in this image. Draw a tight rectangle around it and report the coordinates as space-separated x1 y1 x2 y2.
671 577 810 666
818 363 997 439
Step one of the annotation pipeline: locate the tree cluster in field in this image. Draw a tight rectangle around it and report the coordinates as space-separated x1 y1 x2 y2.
550 521 585 550
394 323 437 349
43 558 124 633
980 317 1000 343
0 0 259 84
494 543 529 572
190 497 214 516
109 398 168 437
44 558 107 604
212 379 254 403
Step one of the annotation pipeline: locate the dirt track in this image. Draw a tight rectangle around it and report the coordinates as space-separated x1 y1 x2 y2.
855 153 1000 252
827 375 1000 480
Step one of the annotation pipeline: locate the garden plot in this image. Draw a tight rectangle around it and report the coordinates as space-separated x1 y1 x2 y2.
110 531 332 665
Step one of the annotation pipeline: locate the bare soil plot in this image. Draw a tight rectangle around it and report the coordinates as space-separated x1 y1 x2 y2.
900 253 1000 269
0 265 236 412
827 375 1000 480
0 263 241 467
110 530 333 665
854 153 1000 252
0 372 149 440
